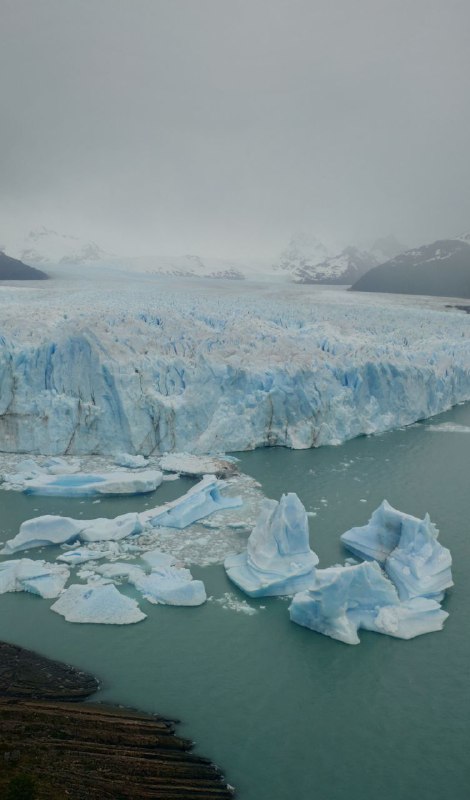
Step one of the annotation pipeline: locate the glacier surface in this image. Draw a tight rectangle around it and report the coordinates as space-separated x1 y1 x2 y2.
0 277 469 455
225 493 318 597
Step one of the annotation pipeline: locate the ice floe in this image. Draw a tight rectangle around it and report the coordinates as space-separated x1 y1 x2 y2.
114 453 148 468
51 583 146 624
160 452 238 478
0 559 69 598
133 566 206 606
2 512 143 554
7 469 163 497
225 493 318 597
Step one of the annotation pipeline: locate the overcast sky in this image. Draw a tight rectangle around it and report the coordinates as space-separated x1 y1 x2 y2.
1 0 470 258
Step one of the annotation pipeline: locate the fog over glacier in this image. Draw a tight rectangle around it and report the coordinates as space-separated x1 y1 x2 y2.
1 0 470 258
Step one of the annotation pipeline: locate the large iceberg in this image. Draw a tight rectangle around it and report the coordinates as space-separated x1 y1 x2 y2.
146 476 242 529
289 562 448 645
2 512 143 554
51 583 146 624
0 278 469 456
9 469 163 497
225 493 318 597
0 559 70 598
340 501 453 600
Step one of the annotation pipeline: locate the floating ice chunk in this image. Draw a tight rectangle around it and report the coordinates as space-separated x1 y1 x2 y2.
289 562 448 644
341 500 453 600
224 493 318 597
365 597 448 639
289 562 398 644
51 583 146 624
140 548 178 570
114 453 148 469
94 562 146 583
160 453 238 478
426 423 470 434
132 566 206 606
0 559 69 598
42 457 81 474
146 475 242 529
14 469 163 497
2 512 143 554
79 514 143 542
57 548 110 566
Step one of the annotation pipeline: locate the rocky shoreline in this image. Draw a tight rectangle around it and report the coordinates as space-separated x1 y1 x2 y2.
0 642 234 799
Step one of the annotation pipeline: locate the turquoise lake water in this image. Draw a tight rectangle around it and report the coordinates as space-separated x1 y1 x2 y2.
0 403 469 800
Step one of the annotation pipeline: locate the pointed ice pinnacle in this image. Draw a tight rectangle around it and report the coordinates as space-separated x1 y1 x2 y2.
224 493 318 597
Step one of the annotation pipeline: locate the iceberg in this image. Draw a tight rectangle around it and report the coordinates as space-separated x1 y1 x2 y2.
146 475 242 529
51 583 146 624
2 512 143 554
140 548 178 570
224 493 318 597
341 501 453 600
133 566 207 606
289 562 448 645
17 469 163 497
93 559 206 606
57 547 111 566
0 559 70 599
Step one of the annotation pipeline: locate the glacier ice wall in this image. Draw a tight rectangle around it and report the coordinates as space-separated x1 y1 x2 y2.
0 280 470 455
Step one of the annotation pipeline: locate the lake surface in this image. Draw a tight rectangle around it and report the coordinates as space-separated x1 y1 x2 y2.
0 403 469 800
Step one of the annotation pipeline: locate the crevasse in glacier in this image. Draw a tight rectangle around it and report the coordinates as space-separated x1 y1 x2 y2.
225 493 318 596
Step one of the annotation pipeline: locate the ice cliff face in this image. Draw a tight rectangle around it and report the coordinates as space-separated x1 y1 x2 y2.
0 277 470 456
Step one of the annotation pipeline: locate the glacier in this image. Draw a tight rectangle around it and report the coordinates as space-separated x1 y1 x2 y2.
289 562 448 645
224 493 318 597
340 500 453 600
0 277 469 456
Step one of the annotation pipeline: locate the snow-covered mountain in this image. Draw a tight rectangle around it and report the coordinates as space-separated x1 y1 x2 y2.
274 233 378 284
369 235 408 264
352 236 470 298
292 246 378 284
275 233 332 274
7 227 116 267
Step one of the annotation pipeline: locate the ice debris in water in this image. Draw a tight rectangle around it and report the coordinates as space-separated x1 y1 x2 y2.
289 561 448 645
224 493 318 597
2 465 163 497
114 453 148 468
0 559 69 599
340 500 453 600
2 513 143 554
212 593 259 615
160 452 238 478
51 583 146 624
145 475 242 529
